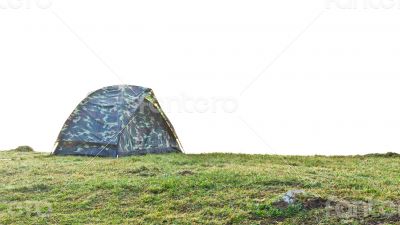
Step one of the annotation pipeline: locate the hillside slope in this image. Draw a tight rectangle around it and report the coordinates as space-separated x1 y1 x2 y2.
0 151 399 224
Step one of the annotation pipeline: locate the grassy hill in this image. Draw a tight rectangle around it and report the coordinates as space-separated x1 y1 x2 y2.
0 150 399 224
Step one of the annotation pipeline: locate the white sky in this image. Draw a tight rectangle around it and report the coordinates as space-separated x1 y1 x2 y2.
1 0 400 155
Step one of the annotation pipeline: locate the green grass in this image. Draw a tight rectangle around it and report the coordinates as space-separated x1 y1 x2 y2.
0 150 399 224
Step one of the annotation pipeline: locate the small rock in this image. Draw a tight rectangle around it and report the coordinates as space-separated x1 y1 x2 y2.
282 190 305 204
272 190 330 211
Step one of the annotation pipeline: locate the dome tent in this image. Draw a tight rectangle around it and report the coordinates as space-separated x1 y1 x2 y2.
53 85 183 157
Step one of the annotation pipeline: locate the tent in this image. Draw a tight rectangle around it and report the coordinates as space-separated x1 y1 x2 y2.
53 85 183 157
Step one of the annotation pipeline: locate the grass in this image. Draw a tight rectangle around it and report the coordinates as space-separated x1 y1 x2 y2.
0 150 399 224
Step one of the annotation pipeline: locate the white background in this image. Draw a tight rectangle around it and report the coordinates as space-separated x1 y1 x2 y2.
1 0 400 155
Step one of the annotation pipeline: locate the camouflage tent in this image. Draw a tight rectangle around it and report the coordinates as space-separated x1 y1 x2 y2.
53 85 183 157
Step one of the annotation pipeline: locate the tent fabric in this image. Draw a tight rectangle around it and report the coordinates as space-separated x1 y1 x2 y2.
53 85 182 157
